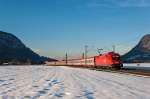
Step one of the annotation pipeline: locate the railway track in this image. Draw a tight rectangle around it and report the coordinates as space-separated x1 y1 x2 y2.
89 68 150 76
48 65 150 76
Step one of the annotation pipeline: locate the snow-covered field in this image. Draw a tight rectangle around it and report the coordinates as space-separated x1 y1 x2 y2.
123 63 150 70
0 65 150 99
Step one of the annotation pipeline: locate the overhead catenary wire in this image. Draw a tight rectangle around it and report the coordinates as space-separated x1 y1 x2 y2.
61 35 143 60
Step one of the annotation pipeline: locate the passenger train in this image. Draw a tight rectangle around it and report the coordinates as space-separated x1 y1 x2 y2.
46 52 123 69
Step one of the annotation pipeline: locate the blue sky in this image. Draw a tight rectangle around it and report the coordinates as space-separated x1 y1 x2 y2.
0 0 150 59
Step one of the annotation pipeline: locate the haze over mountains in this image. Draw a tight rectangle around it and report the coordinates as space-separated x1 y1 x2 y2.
0 31 56 65
122 34 150 63
0 30 150 64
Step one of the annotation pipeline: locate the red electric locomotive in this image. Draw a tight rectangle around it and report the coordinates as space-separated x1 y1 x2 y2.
94 52 122 69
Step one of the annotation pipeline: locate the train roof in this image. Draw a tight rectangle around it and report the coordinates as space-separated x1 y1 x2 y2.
59 52 120 61
95 52 120 57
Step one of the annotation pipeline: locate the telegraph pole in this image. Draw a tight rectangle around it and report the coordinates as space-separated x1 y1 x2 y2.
85 45 88 65
82 52 84 59
112 45 115 52
65 53 68 65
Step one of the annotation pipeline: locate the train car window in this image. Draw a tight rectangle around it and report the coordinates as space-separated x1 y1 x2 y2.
112 55 120 60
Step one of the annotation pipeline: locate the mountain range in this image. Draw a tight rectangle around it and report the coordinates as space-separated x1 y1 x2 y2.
0 31 56 65
0 31 150 64
122 34 150 63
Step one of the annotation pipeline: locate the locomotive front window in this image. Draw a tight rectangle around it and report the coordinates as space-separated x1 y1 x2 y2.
112 55 120 60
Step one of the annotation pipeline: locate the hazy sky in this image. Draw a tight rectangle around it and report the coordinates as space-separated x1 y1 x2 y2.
0 0 150 59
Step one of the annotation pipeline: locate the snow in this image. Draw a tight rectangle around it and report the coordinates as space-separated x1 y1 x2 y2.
124 63 150 67
123 63 150 70
0 65 150 99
